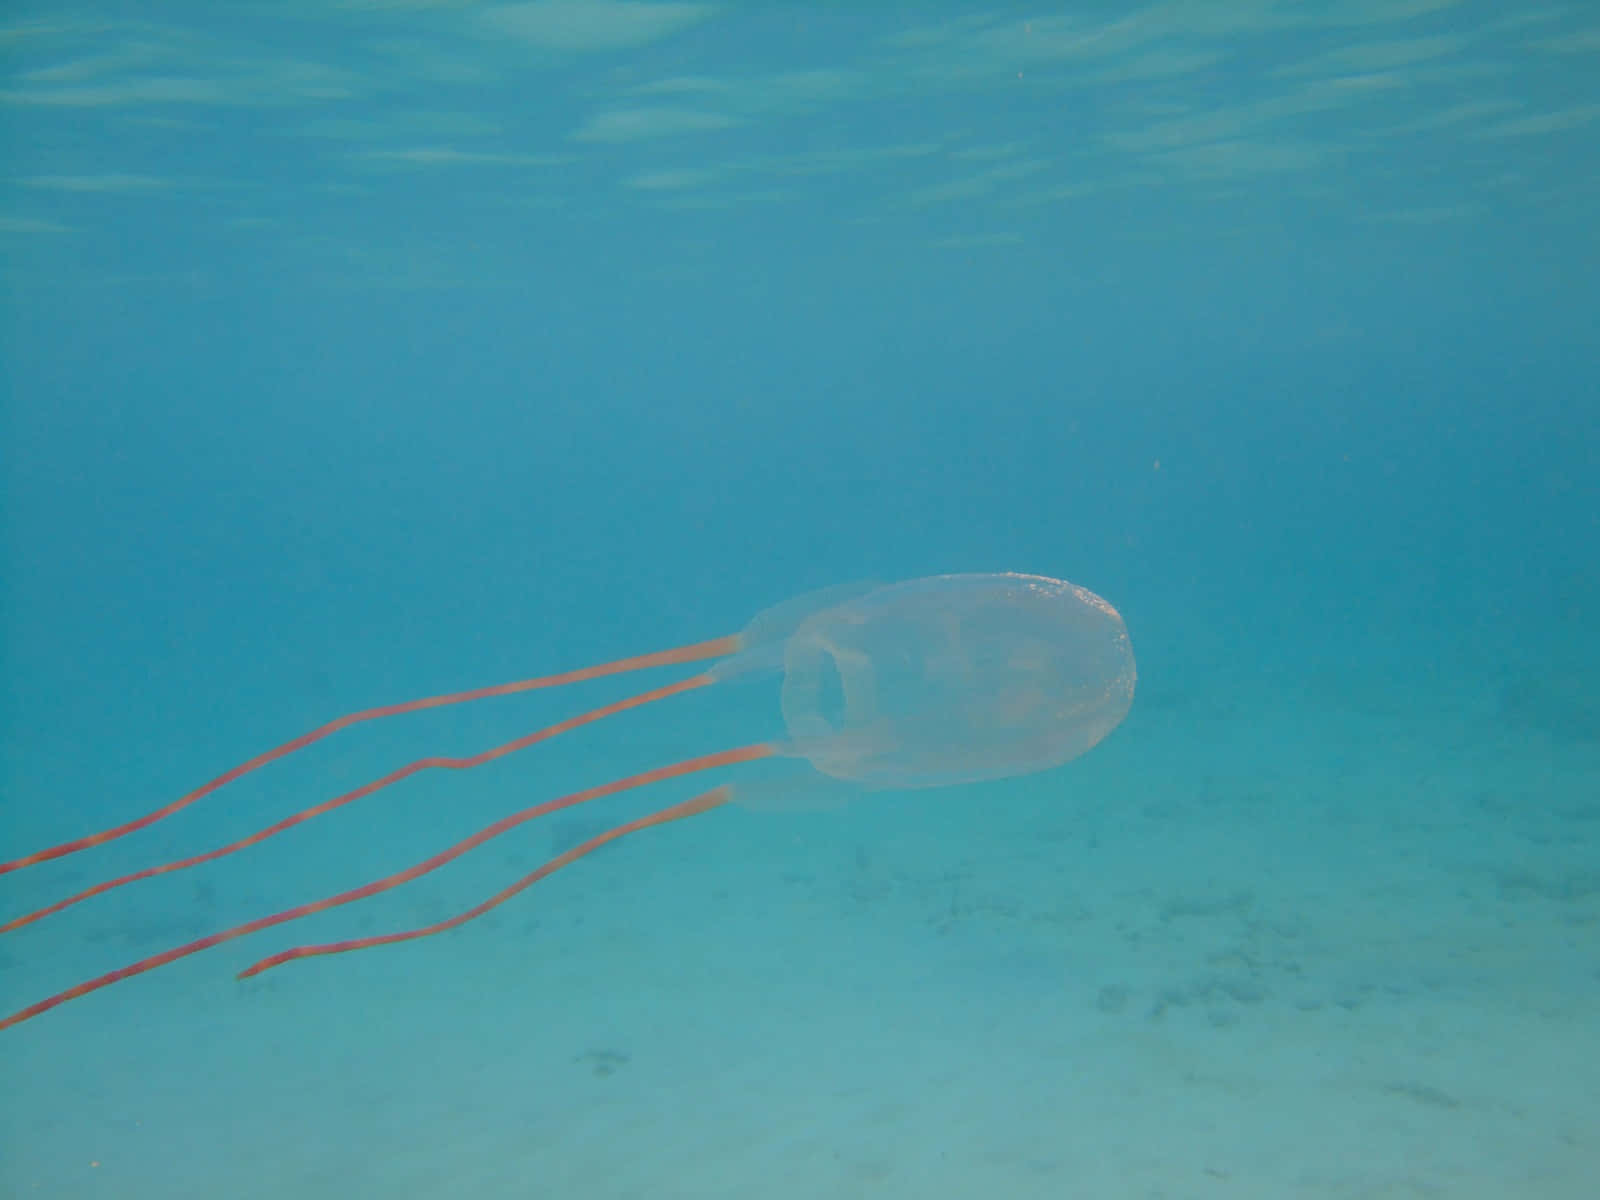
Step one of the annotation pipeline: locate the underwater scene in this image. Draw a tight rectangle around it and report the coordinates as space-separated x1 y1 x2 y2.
2 2 1597 1197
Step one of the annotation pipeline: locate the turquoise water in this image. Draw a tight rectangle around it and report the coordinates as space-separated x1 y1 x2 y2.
3 3 1597 1196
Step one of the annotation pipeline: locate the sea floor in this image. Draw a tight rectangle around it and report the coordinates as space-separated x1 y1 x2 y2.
3 664 1596 1199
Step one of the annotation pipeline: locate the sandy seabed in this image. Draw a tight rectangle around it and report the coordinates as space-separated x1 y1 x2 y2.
3 668 1595 1199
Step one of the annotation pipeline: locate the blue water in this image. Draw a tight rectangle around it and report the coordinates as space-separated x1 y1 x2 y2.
3 3 1597 1196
